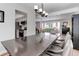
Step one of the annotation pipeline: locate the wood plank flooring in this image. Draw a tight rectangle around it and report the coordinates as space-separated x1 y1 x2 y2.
72 49 79 56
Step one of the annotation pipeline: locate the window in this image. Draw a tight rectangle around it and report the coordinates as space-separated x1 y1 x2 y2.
41 22 60 30
52 22 56 28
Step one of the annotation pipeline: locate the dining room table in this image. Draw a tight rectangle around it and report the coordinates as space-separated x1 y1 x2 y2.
1 32 58 56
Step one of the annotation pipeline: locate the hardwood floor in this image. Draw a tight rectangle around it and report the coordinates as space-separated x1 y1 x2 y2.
72 49 79 56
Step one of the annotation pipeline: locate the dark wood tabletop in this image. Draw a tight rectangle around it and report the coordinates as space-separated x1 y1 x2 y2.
1 32 57 56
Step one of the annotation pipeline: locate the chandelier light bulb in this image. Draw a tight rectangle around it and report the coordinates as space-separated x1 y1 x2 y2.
45 13 48 17
45 13 48 16
34 5 38 11
43 11 46 14
34 4 48 17
39 8 42 13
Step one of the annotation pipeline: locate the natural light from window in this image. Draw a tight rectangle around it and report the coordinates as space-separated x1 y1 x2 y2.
41 22 60 30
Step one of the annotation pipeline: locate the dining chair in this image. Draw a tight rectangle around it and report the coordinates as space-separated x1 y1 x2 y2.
41 32 72 56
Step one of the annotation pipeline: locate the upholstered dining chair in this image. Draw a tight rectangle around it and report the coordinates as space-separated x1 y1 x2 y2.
41 32 73 56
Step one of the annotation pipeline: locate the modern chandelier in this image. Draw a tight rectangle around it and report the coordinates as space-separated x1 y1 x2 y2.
34 3 48 17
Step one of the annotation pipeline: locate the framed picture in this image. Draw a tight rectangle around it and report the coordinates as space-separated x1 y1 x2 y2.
0 10 4 22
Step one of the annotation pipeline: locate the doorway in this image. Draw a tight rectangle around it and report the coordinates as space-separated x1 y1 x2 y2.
15 10 27 41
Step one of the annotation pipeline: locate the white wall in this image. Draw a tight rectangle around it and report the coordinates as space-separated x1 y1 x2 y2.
0 4 35 41
0 4 15 41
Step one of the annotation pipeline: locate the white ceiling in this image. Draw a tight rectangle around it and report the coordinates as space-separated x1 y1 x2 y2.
44 3 79 13
15 10 27 19
20 3 79 13
18 3 79 21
